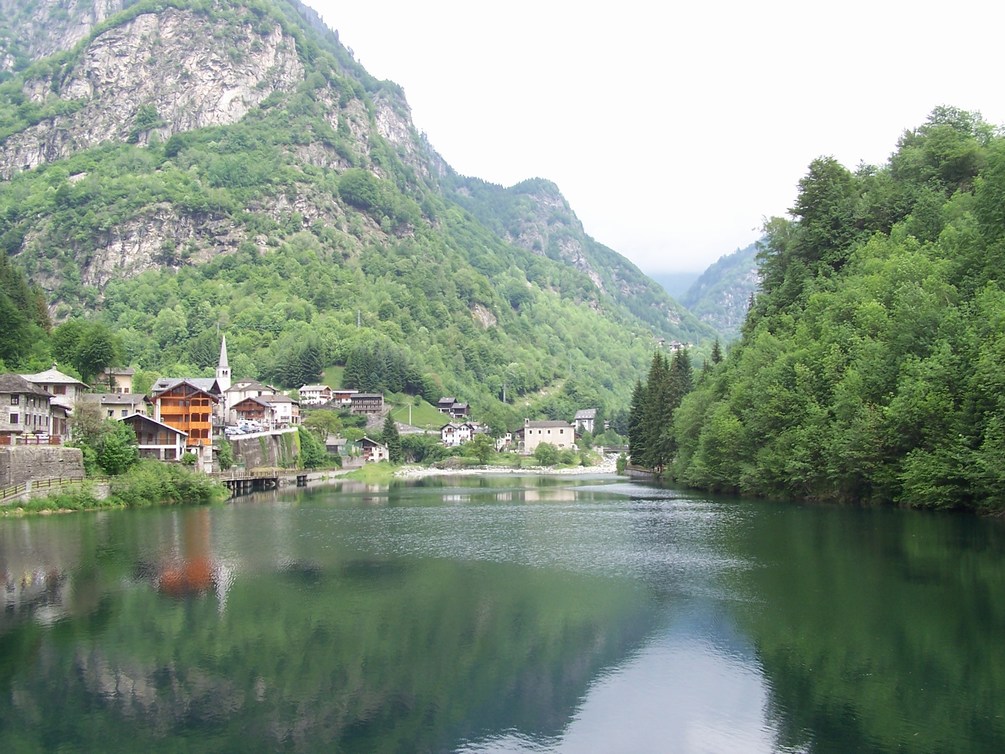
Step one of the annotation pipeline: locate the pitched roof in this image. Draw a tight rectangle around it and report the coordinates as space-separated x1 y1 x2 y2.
0 373 50 397
22 366 88 388
150 378 221 399
233 396 273 409
81 393 146 407
525 420 573 429
574 408 597 420
225 379 274 393
121 413 188 437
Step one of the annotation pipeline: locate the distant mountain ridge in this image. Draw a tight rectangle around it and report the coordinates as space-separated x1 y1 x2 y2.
680 243 760 341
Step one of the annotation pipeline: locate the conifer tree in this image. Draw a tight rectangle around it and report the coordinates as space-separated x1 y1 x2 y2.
381 415 403 463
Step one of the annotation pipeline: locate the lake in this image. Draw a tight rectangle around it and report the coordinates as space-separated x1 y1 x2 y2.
2 474 1004 753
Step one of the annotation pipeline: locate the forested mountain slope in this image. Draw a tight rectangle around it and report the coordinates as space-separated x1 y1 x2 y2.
0 0 712 426
679 242 759 341
660 107 1005 512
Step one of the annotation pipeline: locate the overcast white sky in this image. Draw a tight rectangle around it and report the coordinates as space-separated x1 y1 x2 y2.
307 0 1005 274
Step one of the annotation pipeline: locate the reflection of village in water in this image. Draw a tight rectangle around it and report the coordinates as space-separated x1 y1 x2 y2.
2 508 234 632
2 521 82 629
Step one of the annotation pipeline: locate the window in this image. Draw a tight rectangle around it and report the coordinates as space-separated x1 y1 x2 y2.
121 409 128 417
54 385 66 395
10 395 18 405
10 413 18 424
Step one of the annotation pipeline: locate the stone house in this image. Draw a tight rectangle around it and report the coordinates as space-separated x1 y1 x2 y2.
522 419 576 455
81 392 147 420
0 374 56 444
22 365 88 430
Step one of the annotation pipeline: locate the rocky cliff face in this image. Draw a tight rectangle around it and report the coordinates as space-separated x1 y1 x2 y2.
1 7 304 179
0 0 126 72
0 0 710 352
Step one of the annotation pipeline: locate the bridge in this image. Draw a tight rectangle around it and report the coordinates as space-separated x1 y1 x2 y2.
214 468 308 496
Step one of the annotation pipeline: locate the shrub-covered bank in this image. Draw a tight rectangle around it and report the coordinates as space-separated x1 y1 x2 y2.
2 461 227 516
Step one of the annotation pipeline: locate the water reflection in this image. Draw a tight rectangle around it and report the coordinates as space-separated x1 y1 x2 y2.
1 478 1003 752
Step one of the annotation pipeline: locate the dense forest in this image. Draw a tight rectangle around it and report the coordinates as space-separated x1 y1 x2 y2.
0 0 714 432
631 107 1005 512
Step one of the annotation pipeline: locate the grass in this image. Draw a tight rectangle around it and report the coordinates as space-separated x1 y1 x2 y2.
390 397 446 429
321 365 346 388
344 461 399 483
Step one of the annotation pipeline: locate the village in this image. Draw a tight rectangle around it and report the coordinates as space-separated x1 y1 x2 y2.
1 336 604 489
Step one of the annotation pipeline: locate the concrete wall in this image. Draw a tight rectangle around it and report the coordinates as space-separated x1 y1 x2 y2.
0 446 85 486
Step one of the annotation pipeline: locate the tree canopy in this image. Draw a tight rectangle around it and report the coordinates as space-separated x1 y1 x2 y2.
667 107 1005 513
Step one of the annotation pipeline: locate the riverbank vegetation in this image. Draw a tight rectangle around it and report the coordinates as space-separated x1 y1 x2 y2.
632 107 1005 513
2 461 227 516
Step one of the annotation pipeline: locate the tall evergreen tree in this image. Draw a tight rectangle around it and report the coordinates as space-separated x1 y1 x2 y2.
381 415 402 463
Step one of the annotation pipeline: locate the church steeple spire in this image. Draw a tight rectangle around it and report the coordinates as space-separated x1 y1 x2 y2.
216 334 231 395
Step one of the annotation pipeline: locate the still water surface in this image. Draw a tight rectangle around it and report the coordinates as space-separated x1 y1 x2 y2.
2 475 1004 753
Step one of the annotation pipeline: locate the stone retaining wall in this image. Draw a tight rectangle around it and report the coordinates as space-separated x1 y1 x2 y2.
0 446 85 487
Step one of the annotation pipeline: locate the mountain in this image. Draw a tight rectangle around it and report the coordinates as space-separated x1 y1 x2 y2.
648 271 701 301
0 0 715 425
679 243 760 341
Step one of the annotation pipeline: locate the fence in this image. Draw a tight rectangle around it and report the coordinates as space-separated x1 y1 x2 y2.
0 434 63 446
0 475 86 504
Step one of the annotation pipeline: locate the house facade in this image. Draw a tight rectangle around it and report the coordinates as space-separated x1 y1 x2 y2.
522 419 576 455
22 366 88 427
440 422 474 447
437 397 470 419
82 392 146 420
96 368 135 394
299 384 333 406
231 397 271 426
360 437 389 463
122 414 188 461
267 393 300 427
573 408 598 435
224 380 278 423
0 374 55 444
332 389 357 407
151 380 219 470
350 393 384 416
231 394 300 429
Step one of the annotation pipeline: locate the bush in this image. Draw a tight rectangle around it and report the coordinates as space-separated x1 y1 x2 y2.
533 443 559 466
108 461 227 507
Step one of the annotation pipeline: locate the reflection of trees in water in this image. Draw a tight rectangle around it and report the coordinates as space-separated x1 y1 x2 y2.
726 504 1005 754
